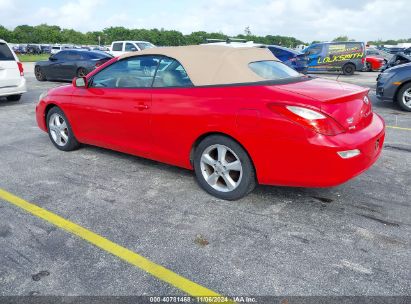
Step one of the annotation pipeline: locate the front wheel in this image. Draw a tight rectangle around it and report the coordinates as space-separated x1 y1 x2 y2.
396 83 411 112
46 107 80 151
193 135 256 200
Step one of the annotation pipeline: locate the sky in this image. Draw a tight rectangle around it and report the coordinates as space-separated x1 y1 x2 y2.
0 0 409 42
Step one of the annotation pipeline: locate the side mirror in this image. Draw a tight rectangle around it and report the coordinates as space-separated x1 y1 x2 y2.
49 56 57 61
131 47 137 52
73 77 87 88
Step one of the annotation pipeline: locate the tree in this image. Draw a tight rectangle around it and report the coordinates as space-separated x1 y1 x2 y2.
244 26 252 36
332 36 350 42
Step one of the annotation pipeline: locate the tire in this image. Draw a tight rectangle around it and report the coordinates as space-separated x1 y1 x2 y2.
35 66 46 81
396 83 411 112
193 135 256 200
46 107 80 151
77 67 88 77
6 95 22 101
366 62 372 72
342 63 355 75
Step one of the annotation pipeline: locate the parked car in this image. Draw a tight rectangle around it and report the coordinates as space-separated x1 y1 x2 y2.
0 39 26 101
110 41 155 57
50 45 62 55
266 45 308 73
365 56 385 71
40 45 51 54
365 48 392 61
302 42 366 75
35 45 385 200
385 47 405 54
380 53 411 72
377 63 411 111
34 49 113 82
26 44 41 54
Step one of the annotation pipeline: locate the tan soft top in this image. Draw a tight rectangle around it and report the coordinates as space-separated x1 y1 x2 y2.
119 45 278 86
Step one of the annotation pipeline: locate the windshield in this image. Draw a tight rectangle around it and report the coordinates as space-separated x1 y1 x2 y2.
249 61 300 80
137 42 155 50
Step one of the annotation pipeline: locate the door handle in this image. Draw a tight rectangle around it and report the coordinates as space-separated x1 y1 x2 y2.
135 104 149 110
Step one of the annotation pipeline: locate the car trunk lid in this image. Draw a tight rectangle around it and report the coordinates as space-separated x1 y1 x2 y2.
276 77 372 131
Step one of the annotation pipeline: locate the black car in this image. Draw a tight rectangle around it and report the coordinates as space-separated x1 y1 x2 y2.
34 50 113 82
377 62 411 111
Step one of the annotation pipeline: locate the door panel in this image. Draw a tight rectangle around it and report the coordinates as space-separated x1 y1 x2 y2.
67 87 153 157
65 55 162 157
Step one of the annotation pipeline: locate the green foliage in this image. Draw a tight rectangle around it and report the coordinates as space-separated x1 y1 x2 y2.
332 36 350 42
0 24 305 47
17 53 50 62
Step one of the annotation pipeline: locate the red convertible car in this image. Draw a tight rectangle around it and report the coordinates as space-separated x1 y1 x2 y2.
36 46 385 200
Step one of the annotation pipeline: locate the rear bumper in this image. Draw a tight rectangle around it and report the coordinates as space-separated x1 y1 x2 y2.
258 113 385 187
0 77 26 97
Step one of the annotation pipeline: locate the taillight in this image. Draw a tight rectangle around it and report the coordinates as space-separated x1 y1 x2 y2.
17 61 24 76
268 104 345 136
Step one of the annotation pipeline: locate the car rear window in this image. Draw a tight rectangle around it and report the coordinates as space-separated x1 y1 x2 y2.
0 43 15 61
249 61 300 80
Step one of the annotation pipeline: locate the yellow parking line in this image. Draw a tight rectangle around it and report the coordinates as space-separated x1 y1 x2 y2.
386 125 411 131
0 188 229 300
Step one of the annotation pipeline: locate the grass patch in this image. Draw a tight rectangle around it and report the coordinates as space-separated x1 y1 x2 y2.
17 54 50 62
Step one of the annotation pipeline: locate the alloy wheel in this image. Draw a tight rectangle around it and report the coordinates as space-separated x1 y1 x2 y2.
200 144 243 192
48 113 69 147
402 88 411 109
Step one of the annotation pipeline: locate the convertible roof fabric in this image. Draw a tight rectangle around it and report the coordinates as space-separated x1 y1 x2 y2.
119 45 278 86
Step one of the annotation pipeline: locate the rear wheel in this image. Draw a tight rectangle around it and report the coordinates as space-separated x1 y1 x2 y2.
396 83 411 112
193 135 256 200
77 67 88 77
6 95 22 101
46 107 80 151
342 63 356 75
35 66 46 81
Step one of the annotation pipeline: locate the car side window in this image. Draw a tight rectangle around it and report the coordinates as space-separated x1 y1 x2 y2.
112 43 123 52
125 43 137 52
66 51 82 60
90 55 161 88
307 45 322 55
152 57 193 88
53 51 67 60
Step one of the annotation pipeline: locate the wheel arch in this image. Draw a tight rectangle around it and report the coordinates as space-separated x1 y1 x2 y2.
44 103 60 130
189 131 258 181
394 80 411 102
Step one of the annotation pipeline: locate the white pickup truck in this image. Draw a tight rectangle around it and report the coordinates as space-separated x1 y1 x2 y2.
109 41 155 57
0 39 26 101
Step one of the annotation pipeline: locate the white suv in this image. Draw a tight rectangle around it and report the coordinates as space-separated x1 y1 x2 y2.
0 39 26 101
110 41 155 57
